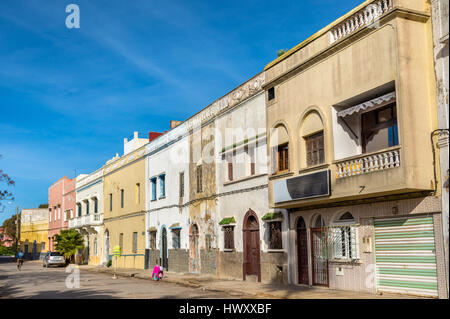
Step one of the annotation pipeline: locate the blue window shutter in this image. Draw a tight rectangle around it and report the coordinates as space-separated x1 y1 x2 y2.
151 178 157 200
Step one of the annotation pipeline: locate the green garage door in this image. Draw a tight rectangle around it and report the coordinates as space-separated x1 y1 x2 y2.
374 216 438 298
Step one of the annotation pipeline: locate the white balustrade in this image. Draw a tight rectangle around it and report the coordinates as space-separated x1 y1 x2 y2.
335 148 400 179
330 0 393 43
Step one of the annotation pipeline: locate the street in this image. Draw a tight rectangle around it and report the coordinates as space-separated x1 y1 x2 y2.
0 258 247 299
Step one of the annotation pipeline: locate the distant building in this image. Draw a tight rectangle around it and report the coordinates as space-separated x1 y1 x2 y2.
48 177 74 251
19 207 49 259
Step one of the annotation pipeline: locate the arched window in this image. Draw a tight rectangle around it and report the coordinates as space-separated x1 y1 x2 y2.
270 125 289 174
331 212 359 260
300 111 325 167
314 215 325 228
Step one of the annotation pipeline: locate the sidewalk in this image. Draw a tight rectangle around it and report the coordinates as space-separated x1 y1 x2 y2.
78 264 419 299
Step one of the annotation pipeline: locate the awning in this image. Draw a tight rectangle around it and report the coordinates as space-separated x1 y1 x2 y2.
169 223 182 230
262 212 283 221
219 217 236 225
337 91 396 118
148 227 157 232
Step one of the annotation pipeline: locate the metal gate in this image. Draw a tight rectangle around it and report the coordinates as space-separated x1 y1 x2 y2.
374 216 438 298
311 228 328 286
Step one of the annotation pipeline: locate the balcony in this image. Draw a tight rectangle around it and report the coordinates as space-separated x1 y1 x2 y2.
68 213 103 229
335 146 400 179
330 0 393 44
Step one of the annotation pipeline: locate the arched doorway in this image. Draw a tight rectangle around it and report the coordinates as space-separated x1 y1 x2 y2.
243 209 261 282
311 214 328 286
189 224 199 273
296 217 308 284
161 227 168 270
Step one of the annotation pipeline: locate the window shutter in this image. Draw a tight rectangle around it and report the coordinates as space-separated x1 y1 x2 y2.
271 147 277 174
351 226 359 260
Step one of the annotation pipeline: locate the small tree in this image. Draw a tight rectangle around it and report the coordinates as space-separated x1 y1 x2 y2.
277 49 288 57
0 154 15 209
1 214 19 249
53 229 84 263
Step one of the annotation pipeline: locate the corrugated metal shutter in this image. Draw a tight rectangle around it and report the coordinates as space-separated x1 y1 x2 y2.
374 216 438 298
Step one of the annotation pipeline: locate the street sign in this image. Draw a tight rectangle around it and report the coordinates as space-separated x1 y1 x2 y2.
113 245 121 256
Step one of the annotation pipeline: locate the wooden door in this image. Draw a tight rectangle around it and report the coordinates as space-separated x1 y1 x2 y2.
297 218 309 285
243 210 261 282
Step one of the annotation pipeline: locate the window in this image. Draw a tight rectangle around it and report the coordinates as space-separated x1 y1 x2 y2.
119 233 123 253
172 229 181 249
305 131 325 167
268 87 275 101
136 183 140 204
41 242 45 251
86 200 89 215
269 221 282 249
361 103 398 153
179 172 184 198
151 178 157 201
249 146 256 176
94 198 98 214
94 237 97 255
277 143 289 173
330 212 359 260
77 204 82 217
150 231 157 250
109 194 113 211
227 154 233 181
224 226 234 250
49 209 52 222
120 189 124 208
159 174 166 198
132 232 138 253
196 165 203 193
205 234 212 251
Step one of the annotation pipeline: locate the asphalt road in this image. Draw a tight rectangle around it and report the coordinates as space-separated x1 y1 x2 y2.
0 258 241 299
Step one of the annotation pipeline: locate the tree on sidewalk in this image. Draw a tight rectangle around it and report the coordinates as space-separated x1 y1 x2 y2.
53 229 84 263
1 214 19 250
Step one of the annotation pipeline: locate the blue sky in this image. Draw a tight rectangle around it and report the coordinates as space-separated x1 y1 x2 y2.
0 0 362 223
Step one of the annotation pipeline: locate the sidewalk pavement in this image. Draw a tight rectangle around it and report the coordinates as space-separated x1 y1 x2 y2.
77 264 420 299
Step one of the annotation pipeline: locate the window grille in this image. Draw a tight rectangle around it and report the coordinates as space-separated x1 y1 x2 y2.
172 230 181 249
150 231 157 250
269 221 283 249
224 226 234 250
325 225 359 261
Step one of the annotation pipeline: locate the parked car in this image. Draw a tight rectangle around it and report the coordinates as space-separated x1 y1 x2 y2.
43 251 67 268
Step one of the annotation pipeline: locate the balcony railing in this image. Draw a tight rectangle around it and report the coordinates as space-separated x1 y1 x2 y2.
330 0 393 44
335 147 400 179
68 213 103 228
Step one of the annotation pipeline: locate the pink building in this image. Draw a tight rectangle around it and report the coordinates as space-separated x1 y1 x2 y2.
0 227 13 247
48 176 75 251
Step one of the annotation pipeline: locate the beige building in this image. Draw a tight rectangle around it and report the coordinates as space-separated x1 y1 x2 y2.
103 132 148 269
264 0 447 298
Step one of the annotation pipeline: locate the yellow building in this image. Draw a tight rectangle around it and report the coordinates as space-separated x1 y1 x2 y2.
20 206 49 259
103 132 148 269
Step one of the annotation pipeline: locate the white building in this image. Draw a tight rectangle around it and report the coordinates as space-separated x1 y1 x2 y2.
70 169 104 265
145 121 190 272
431 0 449 295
